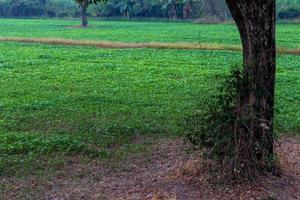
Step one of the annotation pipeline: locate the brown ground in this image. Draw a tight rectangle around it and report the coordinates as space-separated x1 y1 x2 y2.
1 137 300 200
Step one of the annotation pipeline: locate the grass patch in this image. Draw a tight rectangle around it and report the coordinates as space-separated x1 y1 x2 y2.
0 130 151 177
1 19 300 49
0 132 87 155
0 41 299 177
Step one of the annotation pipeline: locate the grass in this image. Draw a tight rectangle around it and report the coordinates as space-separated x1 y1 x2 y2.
1 19 300 49
0 19 299 178
0 131 151 177
0 42 226 135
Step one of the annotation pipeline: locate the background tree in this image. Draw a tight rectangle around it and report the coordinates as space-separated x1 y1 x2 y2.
182 0 198 19
0 0 299 20
225 0 276 173
162 0 178 19
45 0 77 18
118 0 135 18
75 0 107 27
7 0 45 17
202 0 217 18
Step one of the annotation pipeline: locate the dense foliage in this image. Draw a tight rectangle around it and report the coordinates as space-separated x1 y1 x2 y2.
1 0 300 20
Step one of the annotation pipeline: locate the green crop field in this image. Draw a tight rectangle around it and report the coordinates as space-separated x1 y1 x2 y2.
0 19 299 178
1 19 300 49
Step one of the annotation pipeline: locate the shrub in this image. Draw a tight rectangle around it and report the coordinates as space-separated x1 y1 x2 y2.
184 68 277 181
278 8 300 20
8 0 45 17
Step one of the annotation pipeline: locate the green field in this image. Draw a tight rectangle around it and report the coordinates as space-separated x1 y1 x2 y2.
0 19 300 177
1 19 300 49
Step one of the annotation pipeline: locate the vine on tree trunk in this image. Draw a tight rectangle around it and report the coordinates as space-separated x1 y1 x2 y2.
184 68 278 182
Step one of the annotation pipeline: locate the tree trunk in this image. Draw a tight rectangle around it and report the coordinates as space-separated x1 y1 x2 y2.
225 0 276 169
126 10 130 19
79 2 88 27
169 3 177 20
209 0 217 16
183 2 192 19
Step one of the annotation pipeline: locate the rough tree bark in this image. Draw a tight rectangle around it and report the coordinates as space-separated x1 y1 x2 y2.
225 0 276 169
79 1 88 27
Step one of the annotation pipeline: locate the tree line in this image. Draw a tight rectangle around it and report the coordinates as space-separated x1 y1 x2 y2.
0 0 300 21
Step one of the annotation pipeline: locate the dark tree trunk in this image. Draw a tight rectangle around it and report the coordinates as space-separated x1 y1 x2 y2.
225 0 276 169
168 2 177 20
170 7 176 19
183 2 192 19
79 2 88 27
209 0 217 16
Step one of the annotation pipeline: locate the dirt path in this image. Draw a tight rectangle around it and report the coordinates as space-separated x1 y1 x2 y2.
2 137 300 200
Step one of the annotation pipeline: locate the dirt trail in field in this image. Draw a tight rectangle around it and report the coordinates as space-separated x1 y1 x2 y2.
2 137 300 200
1 37 300 55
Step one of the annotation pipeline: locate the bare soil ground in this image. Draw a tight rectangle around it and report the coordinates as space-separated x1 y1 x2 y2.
1 137 300 200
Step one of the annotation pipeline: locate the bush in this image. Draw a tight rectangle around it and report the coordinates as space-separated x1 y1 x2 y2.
8 0 45 17
184 68 277 181
184 69 240 160
0 0 10 17
278 8 300 20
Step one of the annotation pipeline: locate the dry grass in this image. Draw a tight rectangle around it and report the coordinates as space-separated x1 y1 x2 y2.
0 36 241 51
278 47 300 55
1 137 299 200
1 37 300 55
